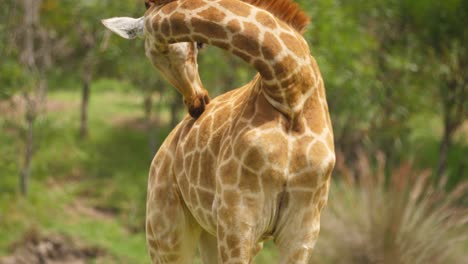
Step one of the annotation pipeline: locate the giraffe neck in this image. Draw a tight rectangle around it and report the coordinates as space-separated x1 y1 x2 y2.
146 0 319 120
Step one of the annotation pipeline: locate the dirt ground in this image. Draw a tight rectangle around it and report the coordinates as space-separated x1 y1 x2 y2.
0 229 105 264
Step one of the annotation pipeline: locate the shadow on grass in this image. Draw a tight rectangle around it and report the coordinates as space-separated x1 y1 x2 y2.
79 123 172 232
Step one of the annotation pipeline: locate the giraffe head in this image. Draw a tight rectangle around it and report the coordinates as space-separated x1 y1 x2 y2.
101 15 210 119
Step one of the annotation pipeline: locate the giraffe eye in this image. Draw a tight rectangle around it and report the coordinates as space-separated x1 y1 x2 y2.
196 42 205 50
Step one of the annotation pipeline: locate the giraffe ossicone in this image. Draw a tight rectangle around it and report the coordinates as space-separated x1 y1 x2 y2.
103 0 335 263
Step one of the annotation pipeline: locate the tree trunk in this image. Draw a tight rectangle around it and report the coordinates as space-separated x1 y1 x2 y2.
436 124 452 178
18 0 42 196
20 99 36 196
435 73 465 178
21 0 40 68
80 74 91 139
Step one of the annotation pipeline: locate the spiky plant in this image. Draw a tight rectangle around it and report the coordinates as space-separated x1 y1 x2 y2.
311 151 468 264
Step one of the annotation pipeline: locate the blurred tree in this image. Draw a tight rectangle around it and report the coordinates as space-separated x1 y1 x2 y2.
361 0 468 178
1 0 464 194
19 0 46 195
359 0 422 167
7 0 54 195
121 39 169 155
300 0 466 181
42 0 145 139
402 0 468 178
0 1 25 100
434 44 467 178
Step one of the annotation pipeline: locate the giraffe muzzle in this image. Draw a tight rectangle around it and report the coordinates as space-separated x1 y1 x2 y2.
186 93 210 119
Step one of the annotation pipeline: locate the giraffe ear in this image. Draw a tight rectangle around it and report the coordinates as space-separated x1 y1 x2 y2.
101 17 145 39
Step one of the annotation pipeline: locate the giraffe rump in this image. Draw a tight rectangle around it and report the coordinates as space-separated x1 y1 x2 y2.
103 1 335 262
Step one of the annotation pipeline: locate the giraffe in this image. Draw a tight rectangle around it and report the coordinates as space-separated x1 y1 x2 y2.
102 0 335 263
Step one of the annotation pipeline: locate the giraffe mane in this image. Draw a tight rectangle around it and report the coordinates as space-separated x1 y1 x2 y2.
145 0 310 34
241 0 310 34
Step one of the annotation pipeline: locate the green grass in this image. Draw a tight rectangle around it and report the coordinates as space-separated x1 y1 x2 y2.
0 88 155 262
2 86 464 263
0 180 148 263
0 87 279 263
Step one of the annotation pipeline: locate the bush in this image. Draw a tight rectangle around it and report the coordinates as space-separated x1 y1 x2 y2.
312 151 468 264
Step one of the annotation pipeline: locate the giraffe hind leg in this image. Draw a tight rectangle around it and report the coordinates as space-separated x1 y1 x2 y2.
146 182 201 263
274 203 320 263
274 185 330 264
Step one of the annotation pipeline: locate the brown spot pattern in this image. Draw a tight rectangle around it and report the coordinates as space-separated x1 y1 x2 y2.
226 234 240 249
198 7 227 23
232 49 253 62
224 190 240 205
218 0 251 16
304 94 325 129
180 0 205 10
219 160 239 185
232 34 260 57
212 40 231 50
198 189 214 209
261 32 282 61
308 142 329 168
231 247 241 257
161 18 171 36
256 11 277 29
280 32 304 57
192 17 228 39
193 34 210 44
273 55 298 77
227 19 242 33
289 141 311 172
239 166 261 192
161 2 178 14
243 147 265 171
169 12 191 35
253 60 273 80
290 170 319 188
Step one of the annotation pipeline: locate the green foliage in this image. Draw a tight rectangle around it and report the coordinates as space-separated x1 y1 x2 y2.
0 60 27 99
0 90 153 262
295 0 467 183
302 0 379 151
312 153 468 264
198 46 256 96
0 2 22 99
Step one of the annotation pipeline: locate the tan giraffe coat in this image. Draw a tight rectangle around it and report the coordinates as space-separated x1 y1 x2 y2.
129 0 335 263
